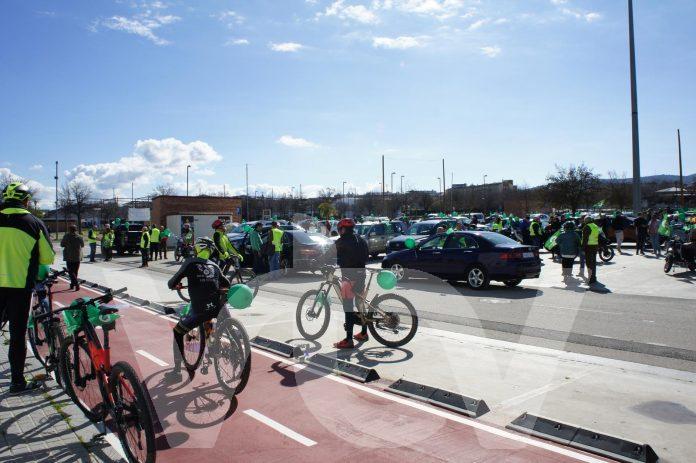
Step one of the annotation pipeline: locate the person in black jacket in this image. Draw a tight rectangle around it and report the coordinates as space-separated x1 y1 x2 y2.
333 218 369 349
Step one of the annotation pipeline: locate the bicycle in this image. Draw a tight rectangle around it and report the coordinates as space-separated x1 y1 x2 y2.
296 266 418 347
28 268 68 386
57 287 157 463
176 256 259 302
174 289 252 398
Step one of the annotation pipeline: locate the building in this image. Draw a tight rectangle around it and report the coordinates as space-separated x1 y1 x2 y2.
150 195 243 236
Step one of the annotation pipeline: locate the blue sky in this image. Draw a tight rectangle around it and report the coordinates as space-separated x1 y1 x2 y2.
1 0 695 205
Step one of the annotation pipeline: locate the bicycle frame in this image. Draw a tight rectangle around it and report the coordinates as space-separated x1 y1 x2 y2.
314 268 383 324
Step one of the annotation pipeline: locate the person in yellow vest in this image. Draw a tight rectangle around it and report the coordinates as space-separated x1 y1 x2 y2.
211 219 243 274
87 224 98 262
101 224 114 261
139 226 150 268
268 221 284 277
492 216 503 233
149 224 160 262
581 216 600 284
529 216 542 248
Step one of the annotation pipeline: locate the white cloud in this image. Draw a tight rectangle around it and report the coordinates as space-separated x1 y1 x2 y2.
373 0 465 20
269 42 304 52
480 45 501 57
372 35 424 49
550 0 568 4
214 10 245 29
96 11 181 46
322 1 380 24
225 38 249 46
0 167 54 207
65 138 222 194
584 12 601 22
467 19 489 31
30 164 43 171
277 135 319 148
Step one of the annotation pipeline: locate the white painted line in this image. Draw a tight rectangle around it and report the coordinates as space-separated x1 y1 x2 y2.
159 315 176 321
136 350 169 367
250 347 607 463
54 301 65 308
243 409 317 447
102 429 129 461
242 319 293 329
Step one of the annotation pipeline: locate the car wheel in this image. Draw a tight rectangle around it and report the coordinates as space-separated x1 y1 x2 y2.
389 263 406 281
466 265 489 290
504 279 522 288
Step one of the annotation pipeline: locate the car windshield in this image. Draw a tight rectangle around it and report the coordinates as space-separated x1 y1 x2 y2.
354 224 369 235
230 224 250 233
407 223 436 235
480 232 520 246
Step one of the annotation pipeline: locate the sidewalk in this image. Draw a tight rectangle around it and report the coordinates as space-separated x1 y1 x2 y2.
0 333 122 462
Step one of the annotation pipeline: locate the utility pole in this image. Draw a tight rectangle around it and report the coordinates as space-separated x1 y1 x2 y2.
54 161 58 239
391 172 396 193
628 0 642 213
451 172 454 212
400 175 404 194
131 182 134 204
342 181 346 198
678 129 684 208
483 174 487 211
381 155 385 198
441 158 446 206
186 164 191 196
245 163 249 220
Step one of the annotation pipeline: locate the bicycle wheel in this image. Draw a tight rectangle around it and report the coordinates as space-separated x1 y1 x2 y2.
599 246 614 262
182 324 205 371
296 289 331 341
47 322 67 388
367 294 418 348
110 361 156 463
213 317 251 396
28 318 49 368
234 268 259 298
60 336 106 421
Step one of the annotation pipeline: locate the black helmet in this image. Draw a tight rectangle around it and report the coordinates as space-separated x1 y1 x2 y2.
2 182 31 202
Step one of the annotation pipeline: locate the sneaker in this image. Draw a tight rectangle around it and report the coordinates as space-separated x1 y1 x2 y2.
333 339 355 349
9 380 43 395
163 369 182 383
353 332 369 342
74 285 80 292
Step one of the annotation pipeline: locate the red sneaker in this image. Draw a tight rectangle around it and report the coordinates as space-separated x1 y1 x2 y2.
333 339 355 349
353 332 369 342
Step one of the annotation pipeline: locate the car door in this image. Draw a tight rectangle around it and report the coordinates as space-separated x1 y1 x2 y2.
367 224 386 254
441 233 479 279
413 234 447 275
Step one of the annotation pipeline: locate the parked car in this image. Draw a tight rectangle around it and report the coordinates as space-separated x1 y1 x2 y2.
279 231 335 273
382 231 541 289
359 221 407 258
114 222 146 255
386 219 455 253
228 223 304 265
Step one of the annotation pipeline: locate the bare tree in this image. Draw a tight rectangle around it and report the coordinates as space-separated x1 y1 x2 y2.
151 183 178 197
60 180 94 232
606 170 631 210
545 164 600 213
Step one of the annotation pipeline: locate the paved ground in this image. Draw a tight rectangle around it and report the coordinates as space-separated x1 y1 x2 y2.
0 331 122 462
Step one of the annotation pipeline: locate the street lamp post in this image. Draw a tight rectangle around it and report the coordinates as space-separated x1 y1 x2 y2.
400 175 404 194
391 172 396 193
186 165 191 196
628 0 641 213
482 174 487 210
342 181 347 198
245 163 249 220
437 177 441 195
54 161 58 240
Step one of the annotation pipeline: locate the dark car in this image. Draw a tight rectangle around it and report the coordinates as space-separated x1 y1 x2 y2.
114 223 146 255
279 230 335 273
386 219 455 253
382 231 541 289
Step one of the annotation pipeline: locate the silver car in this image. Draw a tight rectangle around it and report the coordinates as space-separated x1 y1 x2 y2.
361 221 406 257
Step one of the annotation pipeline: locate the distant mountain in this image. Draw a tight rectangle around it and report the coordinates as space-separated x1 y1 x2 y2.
601 174 696 184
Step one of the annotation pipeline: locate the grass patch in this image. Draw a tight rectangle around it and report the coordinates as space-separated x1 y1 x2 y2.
42 392 89 453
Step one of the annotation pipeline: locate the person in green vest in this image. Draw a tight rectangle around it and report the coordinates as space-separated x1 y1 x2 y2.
249 222 265 274
149 224 160 262
268 221 284 277
159 225 170 259
139 226 150 268
529 216 542 248
101 224 114 261
581 216 601 284
0 182 55 394
211 219 243 273
87 224 98 262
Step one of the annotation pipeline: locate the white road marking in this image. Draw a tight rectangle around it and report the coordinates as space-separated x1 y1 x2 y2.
243 409 317 447
136 350 169 367
54 301 65 308
250 347 607 463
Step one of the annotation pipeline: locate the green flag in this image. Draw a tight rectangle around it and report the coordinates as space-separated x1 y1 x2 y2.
544 230 561 251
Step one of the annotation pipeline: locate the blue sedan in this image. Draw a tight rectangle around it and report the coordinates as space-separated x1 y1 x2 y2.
381 231 541 289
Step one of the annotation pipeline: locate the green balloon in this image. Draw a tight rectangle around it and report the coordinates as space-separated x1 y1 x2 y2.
36 264 51 281
404 237 416 249
243 225 252 232
377 270 398 290
227 284 254 309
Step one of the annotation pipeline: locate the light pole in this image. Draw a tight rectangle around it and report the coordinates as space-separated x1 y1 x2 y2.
342 181 347 197
400 175 404 194
677 129 684 208
437 177 441 196
245 163 249 220
391 172 396 193
482 174 487 210
54 161 58 239
628 0 641 213
186 165 191 196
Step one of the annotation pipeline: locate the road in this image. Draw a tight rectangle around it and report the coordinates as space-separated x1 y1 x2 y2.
48 279 610 463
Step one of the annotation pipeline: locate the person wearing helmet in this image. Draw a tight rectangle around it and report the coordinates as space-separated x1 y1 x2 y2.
556 221 581 281
333 218 369 349
212 219 243 274
0 182 55 394
165 237 230 382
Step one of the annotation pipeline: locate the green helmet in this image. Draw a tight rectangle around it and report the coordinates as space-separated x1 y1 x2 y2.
2 182 31 202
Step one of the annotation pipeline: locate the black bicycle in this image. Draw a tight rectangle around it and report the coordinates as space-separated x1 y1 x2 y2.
176 256 259 302
28 268 68 386
174 290 252 398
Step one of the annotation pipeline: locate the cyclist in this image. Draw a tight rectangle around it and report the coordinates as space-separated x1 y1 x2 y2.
211 219 244 274
165 238 230 382
333 218 369 349
0 182 55 394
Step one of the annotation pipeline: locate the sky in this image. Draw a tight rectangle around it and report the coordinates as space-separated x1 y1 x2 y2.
1 0 695 206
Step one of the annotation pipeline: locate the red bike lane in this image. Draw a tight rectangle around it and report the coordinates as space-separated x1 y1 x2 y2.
50 281 609 463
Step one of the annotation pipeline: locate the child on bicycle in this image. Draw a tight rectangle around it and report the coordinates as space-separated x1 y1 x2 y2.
165 237 230 382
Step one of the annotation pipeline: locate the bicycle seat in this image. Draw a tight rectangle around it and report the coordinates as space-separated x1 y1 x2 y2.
100 306 120 315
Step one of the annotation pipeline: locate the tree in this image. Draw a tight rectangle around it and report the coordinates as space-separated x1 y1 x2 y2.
545 164 600 213
60 180 94 232
606 170 631 210
151 183 178 197
317 201 337 219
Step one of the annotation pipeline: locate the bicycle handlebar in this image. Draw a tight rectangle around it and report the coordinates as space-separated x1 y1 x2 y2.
48 287 128 317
